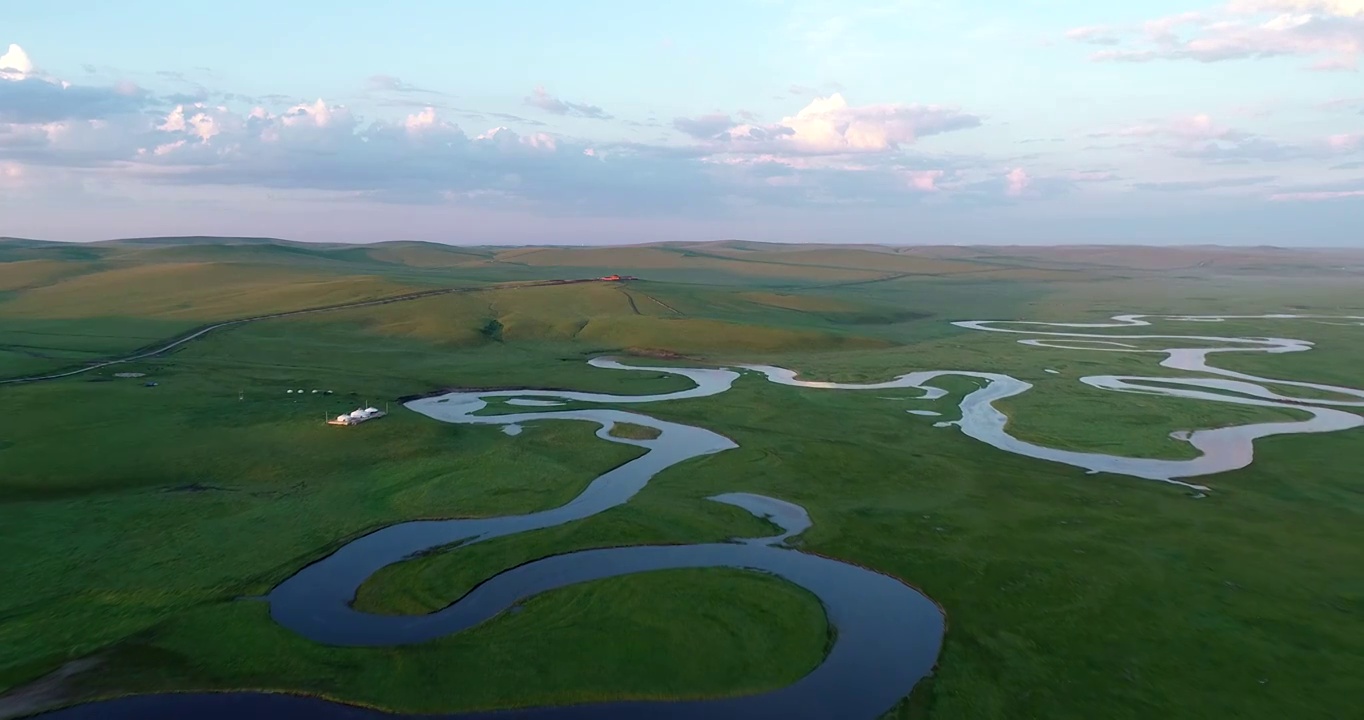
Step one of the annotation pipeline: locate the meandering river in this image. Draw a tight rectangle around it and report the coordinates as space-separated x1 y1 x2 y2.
33 314 1363 719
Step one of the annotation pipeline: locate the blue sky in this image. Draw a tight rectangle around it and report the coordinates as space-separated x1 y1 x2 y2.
2 0 1362 244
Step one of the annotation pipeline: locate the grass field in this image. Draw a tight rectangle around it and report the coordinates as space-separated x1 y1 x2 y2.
2 238 1363 720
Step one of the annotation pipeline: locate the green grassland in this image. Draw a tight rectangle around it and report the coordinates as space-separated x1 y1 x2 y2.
2 239 1363 719
608 422 663 440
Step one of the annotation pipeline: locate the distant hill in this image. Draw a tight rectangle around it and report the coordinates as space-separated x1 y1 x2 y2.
0 237 65 247
4 236 1362 283
92 235 345 249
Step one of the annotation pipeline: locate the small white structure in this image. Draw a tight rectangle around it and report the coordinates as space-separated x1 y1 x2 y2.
286 390 294 394
327 404 389 426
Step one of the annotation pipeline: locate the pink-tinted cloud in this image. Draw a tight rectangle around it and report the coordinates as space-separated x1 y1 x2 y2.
12 41 1352 224
0 159 23 186
1075 2 1364 70
1 52 990 215
1327 132 1362 150
904 169 943 191
677 94 981 156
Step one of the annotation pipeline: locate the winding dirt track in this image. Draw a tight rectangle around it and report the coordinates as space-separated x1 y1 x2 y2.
0 279 595 387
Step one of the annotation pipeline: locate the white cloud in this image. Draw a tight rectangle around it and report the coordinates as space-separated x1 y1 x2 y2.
1228 0 1364 16
683 93 981 155
905 169 943 191
0 44 148 123
1090 113 1364 164
158 104 233 141
0 43 34 78
1074 1 1364 70
11 39 1345 220
1091 113 1242 141
1065 26 1121 44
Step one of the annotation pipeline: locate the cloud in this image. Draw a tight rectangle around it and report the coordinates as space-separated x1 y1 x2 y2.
1315 95 1364 112
0 82 1002 216
673 113 735 140
0 44 149 123
905 169 943 191
1134 175 1276 191
1068 170 1120 182
1269 189 1364 200
366 75 442 94
1 44 34 77
4 49 1228 219
1079 1 1364 70
1090 113 1362 164
1090 113 1244 141
1176 136 1312 162
524 86 612 119
1227 0 1364 16
0 159 24 187
1264 173 1364 200
1065 26 1121 45
1175 131 1362 163
1327 132 1363 150
0 98 722 215
0 78 148 123
694 93 980 155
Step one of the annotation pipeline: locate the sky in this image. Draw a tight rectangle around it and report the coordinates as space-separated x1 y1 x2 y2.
2 0 1363 246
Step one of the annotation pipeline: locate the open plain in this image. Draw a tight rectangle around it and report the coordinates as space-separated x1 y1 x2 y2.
3 238 1364 720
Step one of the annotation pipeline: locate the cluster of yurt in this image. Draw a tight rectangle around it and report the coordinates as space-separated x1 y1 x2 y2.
331 406 383 425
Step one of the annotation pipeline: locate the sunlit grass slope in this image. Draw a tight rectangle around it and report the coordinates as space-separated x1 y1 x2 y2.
0 260 98 292
0 262 416 321
331 281 895 354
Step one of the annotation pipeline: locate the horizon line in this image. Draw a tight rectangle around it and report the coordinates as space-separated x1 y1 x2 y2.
1 235 1356 252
